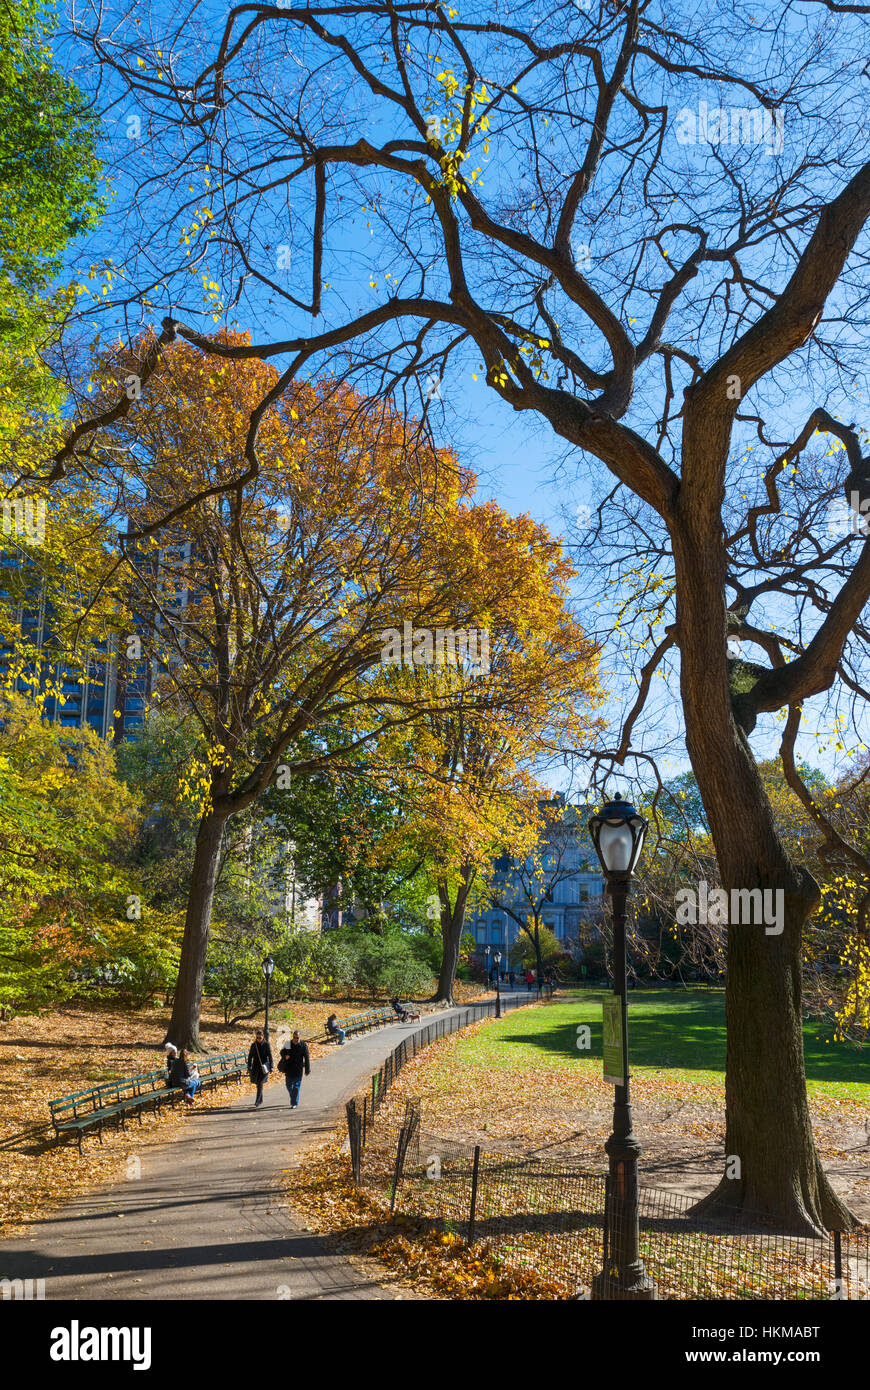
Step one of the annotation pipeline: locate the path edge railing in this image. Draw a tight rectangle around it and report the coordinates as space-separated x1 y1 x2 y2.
340 993 868 1302
345 991 532 1150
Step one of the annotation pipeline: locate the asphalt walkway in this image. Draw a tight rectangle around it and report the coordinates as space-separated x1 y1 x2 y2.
0 1001 520 1300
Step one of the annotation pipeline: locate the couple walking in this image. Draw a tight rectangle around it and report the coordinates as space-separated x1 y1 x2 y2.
247 1028 311 1109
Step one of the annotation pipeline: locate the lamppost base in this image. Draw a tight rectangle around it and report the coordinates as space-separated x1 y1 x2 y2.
591 1270 657 1301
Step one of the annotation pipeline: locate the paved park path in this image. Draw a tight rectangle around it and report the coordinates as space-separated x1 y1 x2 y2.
0 1001 524 1300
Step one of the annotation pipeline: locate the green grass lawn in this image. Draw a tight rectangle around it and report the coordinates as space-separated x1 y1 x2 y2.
467 988 870 1101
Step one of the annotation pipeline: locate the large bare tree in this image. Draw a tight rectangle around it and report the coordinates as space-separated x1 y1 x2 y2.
48 0 870 1229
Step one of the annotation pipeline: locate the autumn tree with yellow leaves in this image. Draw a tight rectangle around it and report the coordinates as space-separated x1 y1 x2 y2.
91 332 593 1046
46 0 870 1230
373 527 603 1002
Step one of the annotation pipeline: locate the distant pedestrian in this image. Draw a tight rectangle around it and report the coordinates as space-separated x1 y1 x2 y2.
278 1030 310 1109
247 1028 273 1107
525 969 534 992
168 1048 201 1106
326 1014 346 1045
508 970 515 988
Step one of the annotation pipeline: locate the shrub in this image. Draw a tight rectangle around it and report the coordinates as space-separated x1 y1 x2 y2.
348 931 433 996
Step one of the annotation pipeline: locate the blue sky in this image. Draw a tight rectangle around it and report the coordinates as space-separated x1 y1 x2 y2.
52 0 870 796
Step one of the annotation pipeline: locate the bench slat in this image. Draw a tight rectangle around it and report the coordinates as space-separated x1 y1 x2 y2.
49 1050 247 1146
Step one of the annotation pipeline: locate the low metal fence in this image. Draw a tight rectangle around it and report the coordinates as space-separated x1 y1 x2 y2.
343 999 869 1300
357 990 530 1141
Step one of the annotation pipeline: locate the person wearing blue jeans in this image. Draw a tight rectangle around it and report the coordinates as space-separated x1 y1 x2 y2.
326 1014 346 1045
168 1049 201 1106
279 1032 310 1109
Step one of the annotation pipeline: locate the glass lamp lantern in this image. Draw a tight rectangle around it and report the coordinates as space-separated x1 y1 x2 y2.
588 795 647 879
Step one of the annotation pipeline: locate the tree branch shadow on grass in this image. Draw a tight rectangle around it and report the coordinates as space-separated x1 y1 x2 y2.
490 990 869 1086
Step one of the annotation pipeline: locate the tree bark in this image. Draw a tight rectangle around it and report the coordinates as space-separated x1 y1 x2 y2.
435 871 472 1004
534 921 544 989
165 810 227 1052
672 522 855 1233
694 896 855 1234
517 917 545 989
112 646 127 747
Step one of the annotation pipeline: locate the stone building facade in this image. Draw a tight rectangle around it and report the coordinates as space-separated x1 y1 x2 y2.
466 795 605 960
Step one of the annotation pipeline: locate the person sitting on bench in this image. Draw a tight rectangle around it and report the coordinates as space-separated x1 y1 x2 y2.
168 1048 201 1106
326 1014 346 1045
391 997 420 1022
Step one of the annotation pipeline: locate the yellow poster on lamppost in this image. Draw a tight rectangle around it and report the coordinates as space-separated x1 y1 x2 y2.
602 995 624 1086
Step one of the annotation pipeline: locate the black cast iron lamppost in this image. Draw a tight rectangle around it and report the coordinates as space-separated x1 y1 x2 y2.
483 942 491 984
587 793 656 1301
262 954 275 1041
493 951 502 1018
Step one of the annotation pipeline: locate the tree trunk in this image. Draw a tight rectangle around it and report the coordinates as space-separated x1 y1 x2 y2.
672 521 855 1233
693 895 855 1234
435 872 471 1004
112 647 127 747
166 810 227 1052
534 921 544 990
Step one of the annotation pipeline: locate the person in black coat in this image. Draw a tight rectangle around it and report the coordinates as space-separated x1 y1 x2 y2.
247 1029 273 1107
326 1014 346 1045
278 1031 310 1109
168 1049 201 1105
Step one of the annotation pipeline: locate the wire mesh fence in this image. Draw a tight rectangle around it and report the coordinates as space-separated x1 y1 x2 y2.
361 990 530 1136
343 999 869 1300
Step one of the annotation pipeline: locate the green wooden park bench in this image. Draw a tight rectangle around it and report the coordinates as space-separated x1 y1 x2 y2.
49 1050 248 1150
325 1006 397 1042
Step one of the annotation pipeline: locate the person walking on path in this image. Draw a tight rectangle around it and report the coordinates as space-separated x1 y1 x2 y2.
525 969 535 992
247 1028 273 1107
168 1048 201 1106
278 1031 310 1109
